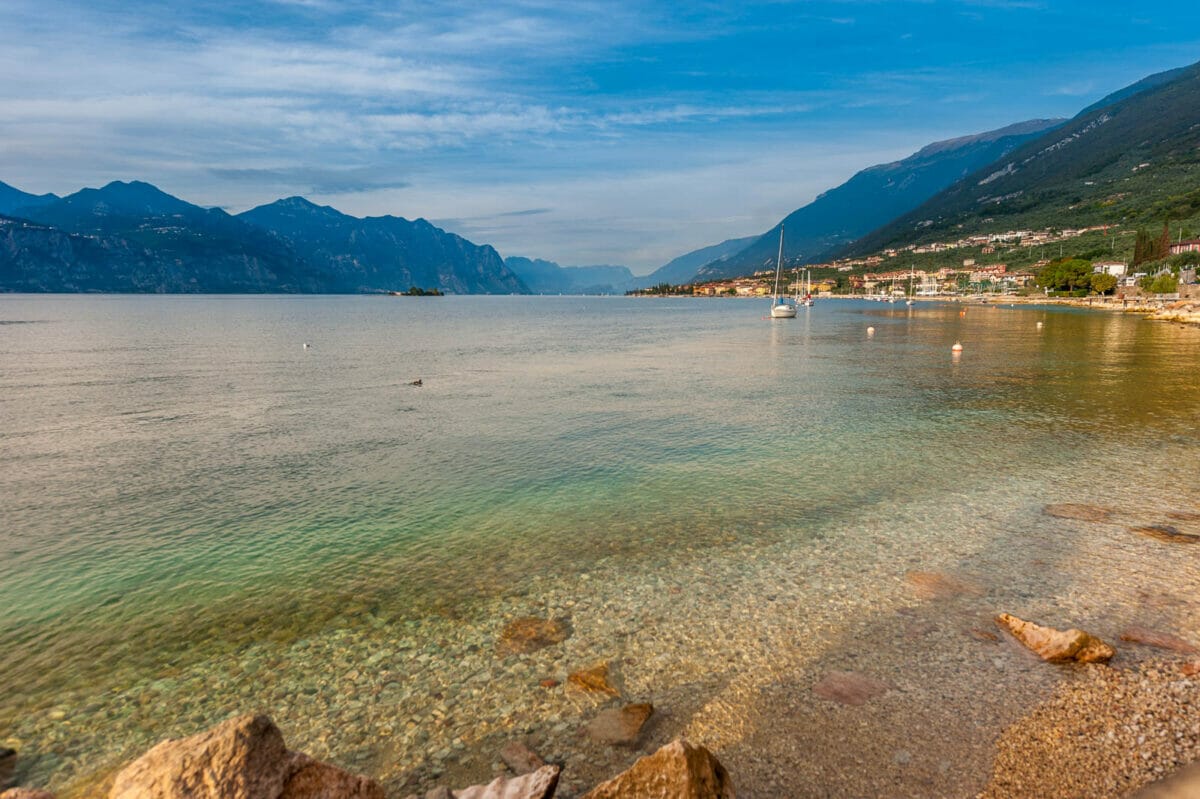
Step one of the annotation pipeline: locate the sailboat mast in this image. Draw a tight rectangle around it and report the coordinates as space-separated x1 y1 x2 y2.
773 226 785 299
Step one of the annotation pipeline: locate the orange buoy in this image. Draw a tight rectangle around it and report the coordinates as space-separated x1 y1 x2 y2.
951 341 963 352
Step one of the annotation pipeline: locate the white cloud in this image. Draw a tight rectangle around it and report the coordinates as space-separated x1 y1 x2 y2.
325 138 917 271
4 0 1197 269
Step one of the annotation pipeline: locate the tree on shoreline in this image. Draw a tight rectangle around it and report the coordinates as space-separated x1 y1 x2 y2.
1140 272 1179 294
1134 223 1173 266
1036 257 1092 293
1133 229 1153 265
1090 272 1117 295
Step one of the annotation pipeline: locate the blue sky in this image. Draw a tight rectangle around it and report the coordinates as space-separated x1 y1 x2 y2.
3 1 1198 272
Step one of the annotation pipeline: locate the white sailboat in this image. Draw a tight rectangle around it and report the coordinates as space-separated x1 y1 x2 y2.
905 268 916 306
803 268 815 307
769 227 797 318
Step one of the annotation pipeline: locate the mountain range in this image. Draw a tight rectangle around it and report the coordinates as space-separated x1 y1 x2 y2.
635 236 758 287
504 234 759 293
836 62 1200 258
693 119 1065 281
1 181 325 293
503 257 637 294
0 183 57 216
239 197 525 294
1 182 524 293
3 59 1198 293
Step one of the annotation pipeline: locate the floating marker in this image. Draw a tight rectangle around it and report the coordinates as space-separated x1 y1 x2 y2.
1036 321 1043 329
959 310 966 317
952 341 963 352
867 326 875 336
303 342 311 349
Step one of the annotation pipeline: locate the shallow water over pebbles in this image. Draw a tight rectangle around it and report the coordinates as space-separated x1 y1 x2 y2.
2 295 1198 796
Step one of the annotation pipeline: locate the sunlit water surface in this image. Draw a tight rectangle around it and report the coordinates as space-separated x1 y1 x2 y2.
2 296 1198 796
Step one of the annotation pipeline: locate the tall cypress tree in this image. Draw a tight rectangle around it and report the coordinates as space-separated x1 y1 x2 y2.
1157 222 1171 261
1133 228 1152 265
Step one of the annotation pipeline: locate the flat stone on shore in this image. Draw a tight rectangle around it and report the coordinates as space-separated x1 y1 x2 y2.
1132 525 1200 544
1119 626 1199 654
567 663 621 697
905 571 981 600
1043 503 1113 522
812 671 889 706
585 703 654 746
495 617 572 656
498 741 547 775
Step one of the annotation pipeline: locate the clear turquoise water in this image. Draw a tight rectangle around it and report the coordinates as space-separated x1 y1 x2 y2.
2 295 1198 795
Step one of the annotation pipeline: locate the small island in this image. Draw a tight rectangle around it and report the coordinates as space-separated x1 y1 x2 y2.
390 286 444 296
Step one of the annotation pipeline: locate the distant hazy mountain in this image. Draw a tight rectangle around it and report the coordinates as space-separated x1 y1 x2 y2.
4 181 323 292
503 256 635 294
240 197 527 294
631 235 758 288
839 60 1200 257
0 180 58 216
696 119 1065 280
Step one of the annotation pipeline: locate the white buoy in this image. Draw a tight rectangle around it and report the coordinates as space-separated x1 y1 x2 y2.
952 341 963 352
867 326 875 336
303 342 311 349
1036 321 1043 329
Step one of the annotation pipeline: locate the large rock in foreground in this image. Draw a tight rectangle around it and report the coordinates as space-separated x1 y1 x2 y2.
996 613 1114 663
109 713 383 799
281 755 384 799
1 790 56 799
581 739 733 799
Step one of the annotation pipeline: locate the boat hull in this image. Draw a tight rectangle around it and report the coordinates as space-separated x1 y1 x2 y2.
770 304 797 318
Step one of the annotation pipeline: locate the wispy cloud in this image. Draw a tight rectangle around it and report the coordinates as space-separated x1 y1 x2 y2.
1048 82 1097 97
1 0 1196 268
207 167 411 194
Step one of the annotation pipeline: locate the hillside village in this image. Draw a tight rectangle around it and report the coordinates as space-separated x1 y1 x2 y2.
633 222 1200 299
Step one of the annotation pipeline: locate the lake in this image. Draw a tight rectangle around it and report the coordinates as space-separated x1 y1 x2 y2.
2 295 1198 797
